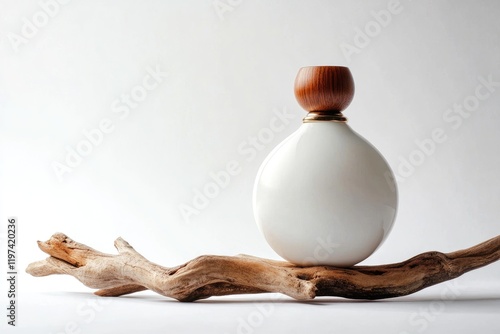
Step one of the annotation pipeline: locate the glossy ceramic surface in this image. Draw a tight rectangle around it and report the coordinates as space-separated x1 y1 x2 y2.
253 122 398 266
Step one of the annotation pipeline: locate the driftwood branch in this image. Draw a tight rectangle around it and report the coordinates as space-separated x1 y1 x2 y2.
26 233 500 302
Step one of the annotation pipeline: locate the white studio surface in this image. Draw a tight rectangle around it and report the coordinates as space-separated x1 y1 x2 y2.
1 0 500 333
12 284 500 334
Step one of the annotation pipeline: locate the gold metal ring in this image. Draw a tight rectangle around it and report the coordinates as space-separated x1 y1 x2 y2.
302 112 347 123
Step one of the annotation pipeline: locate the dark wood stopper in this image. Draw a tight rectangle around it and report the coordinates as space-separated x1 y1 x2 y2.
294 66 355 113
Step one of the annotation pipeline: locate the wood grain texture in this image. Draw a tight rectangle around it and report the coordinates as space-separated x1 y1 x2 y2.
26 233 500 302
294 66 355 113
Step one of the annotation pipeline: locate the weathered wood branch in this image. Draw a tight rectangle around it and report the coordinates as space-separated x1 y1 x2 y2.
26 233 500 302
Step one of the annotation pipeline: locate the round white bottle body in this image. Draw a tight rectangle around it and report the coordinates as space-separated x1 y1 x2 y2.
253 121 398 267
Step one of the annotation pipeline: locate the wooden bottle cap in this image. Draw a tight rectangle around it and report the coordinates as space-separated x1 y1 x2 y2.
294 66 354 122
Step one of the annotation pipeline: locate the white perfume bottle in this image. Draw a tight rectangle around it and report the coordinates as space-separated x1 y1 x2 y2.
253 66 398 267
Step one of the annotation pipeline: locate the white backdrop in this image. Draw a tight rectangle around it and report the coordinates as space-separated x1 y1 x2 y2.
1 0 499 333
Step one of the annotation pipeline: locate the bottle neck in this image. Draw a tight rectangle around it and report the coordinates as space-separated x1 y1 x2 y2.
302 111 347 123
